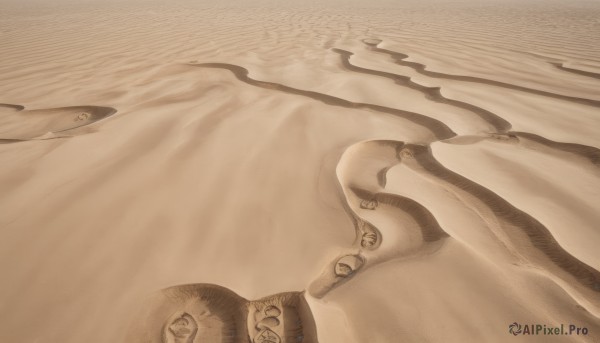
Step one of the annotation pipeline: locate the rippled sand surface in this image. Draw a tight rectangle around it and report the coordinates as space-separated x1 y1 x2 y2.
1 0 599 342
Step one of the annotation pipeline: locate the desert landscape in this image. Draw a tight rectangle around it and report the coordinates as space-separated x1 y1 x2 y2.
1 0 599 342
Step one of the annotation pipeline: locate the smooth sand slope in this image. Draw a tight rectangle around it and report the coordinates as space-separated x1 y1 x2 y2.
0 0 599 342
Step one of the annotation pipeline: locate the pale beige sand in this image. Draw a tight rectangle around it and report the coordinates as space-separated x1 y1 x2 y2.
1 0 599 342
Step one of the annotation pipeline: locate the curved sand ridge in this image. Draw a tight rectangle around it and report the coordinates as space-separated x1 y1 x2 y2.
0 103 117 142
180 40 600 313
403 144 600 311
310 138 600 312
308 140 449 298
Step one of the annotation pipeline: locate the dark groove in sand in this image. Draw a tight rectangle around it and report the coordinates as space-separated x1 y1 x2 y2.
511 131 600 166
332 48 512 133
552 63 600 80
363 40 600 108
0 103 25 111
187 63 456 141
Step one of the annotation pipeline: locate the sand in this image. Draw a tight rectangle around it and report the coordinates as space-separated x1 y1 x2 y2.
0 0 599 342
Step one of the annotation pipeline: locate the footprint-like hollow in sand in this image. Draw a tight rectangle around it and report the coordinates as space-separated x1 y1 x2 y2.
361 231 378 248
249 293 318 343
165 312 198 343
263 305 282 318
359 199 378 210
308 254 366 298
487 133 519 143
74 112 91 121
254 328 281 343
398 148 414 159
356 219 380 249
362 38 383 46
334 255 365 277
256 317 280 330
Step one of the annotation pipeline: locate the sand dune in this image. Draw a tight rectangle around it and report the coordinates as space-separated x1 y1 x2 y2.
1 0 599 342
